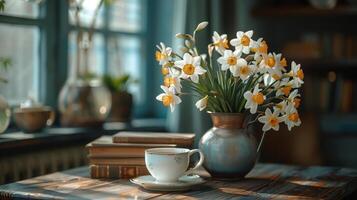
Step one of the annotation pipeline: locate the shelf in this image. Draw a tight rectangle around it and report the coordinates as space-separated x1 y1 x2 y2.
252 5 357 18
296 59 357 72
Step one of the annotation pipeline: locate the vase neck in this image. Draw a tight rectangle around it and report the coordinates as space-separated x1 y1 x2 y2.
210 113 245 129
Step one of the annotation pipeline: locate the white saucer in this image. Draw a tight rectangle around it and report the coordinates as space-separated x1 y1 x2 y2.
130 175 206 192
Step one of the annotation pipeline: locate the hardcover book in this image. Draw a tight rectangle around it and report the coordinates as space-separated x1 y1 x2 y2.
112 132 195 147
90 164 149 179
88 157 145 166
86 136 177 158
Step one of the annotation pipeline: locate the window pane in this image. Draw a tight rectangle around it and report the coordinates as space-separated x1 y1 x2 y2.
108 36 143 104
1 0 39 18
68 31 105 77
0 24 39 104
68 0 104 29
109 0 143 32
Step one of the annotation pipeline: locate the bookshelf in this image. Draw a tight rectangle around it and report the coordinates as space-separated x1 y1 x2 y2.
251 1 357 168
252 5 357 17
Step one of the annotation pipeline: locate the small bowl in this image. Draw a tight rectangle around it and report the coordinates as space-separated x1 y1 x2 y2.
13 106 55 133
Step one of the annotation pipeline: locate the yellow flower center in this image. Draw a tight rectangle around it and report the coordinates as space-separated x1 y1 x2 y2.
259 41 268 54
288 112 299 122
239 66 250 75
293 98 301 108
161 67 169 75
183 64 195 75
155 51 166 61
297 69 304 80
216 39 229 49
162 95 173 107
281 86 292 96
241 35 250 46
280 58 287 67
227 56 237 66
164 77 175 87
268 117 279 126
265 56 275 68
252 92 264 105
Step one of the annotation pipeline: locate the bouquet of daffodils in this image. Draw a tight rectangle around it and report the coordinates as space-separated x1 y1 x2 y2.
155 22 303 133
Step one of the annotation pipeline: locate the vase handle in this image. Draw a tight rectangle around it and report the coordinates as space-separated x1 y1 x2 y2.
184 149 204 176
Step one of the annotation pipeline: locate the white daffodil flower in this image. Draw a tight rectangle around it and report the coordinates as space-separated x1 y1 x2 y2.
286 89 301 108
251 38 268 62
163 75 182 93
289 61 304 88
274 100 288 113
258 108 284 132
283 103 301 131
156 85 182 112
259 52 286 80
155 42 172 66
243 84 266 114
175 53 206 83
275 78 296 97
212 31 229 55
195 95 209 111
217 49 242 75
230 30 254 54
235 59 256 81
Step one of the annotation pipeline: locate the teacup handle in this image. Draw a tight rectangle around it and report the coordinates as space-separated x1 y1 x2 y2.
184 149 204 176
47 110 56 126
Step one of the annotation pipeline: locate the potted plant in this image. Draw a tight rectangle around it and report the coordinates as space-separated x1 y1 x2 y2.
155 22 304 179
103 74 133 122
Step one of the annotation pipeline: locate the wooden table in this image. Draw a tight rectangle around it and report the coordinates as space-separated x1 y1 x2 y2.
0 163 356 199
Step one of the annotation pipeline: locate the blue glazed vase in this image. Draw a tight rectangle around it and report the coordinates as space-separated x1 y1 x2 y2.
199 112 257 179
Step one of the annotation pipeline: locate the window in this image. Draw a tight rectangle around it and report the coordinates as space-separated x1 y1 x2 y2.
0 0 149 117
66 0 148 116
0 0 42 105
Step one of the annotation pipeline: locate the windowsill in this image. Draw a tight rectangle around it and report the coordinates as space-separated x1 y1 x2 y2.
0 118 167 156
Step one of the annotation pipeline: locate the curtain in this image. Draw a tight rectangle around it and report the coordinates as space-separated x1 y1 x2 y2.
166 0 240 146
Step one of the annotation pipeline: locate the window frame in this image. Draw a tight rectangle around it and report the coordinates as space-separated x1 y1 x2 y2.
0 0 155 118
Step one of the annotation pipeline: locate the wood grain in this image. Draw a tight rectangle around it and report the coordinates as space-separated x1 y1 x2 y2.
0 163 356 199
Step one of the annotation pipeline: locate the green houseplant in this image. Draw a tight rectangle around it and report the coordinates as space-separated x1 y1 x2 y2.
155 22 304 179
103 74 133 122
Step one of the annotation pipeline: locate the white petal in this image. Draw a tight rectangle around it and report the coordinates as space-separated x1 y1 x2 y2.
156 93 165 101
183 53 192 64
230 39 239 46
195 66 207 74
246 30 253 37
174 95 182 104
160 85 169 93
190 74 199 83
237 58 247 67
193 56 201 66
250 104 257 114
262 123 271 132
258 116 267 123
175 60 185 68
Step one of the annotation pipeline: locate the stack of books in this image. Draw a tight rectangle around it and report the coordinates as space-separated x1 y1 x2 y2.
86 132 195 179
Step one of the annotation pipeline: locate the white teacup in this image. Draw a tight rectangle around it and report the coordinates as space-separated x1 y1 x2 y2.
145 148 204 183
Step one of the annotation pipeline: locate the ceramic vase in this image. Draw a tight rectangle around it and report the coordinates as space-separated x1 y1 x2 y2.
199 112 257 179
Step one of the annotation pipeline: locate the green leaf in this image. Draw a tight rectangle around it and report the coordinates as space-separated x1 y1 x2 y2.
0 0 5 12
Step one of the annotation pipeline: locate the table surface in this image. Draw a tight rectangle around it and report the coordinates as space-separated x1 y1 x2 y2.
0 163 356 200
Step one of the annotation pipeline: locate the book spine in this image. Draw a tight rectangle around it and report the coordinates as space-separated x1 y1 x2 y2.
90 165 149 179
